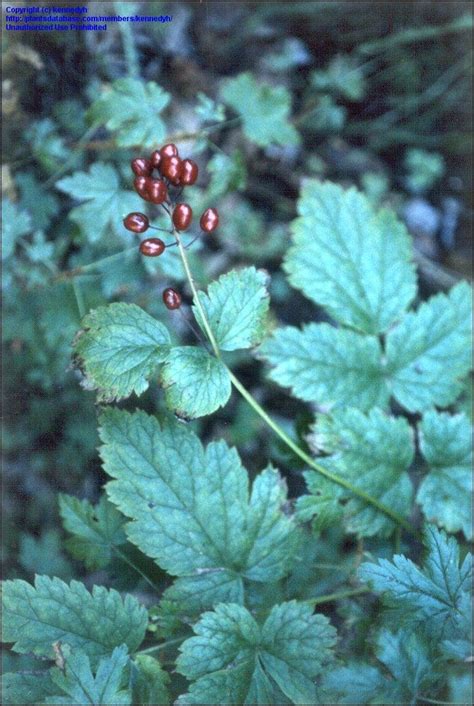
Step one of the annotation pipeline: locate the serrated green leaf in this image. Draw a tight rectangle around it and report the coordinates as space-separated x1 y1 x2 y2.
131 655 170 705
206 150 247 200
259 323 388 411
2 198 32 260
162 569 244 619
194 267 270 351
295 475 345 533
417 411 472 540
99 409 299 605
56 163 142 241
221 72 300 147
323 628 436 704
74 303 171 402
386 281 472 411
2 671 57 705
304 408 414 537
160 347 231 419
284 181 417 334
1 576 147 664
16 172 60 231
45 645 131 705
88 78 170 148
59 494 127 570
311 55 366 101
176 601 336 705
359 525 472 640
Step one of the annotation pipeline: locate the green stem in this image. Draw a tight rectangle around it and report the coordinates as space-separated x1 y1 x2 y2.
56 246 138 281
135 636 186 657
43 124 98 189
302 586 369 606
174 233 415 536
114 1 140 78
72 278 86 318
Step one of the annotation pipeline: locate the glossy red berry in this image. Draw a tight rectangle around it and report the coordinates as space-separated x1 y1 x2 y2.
131 158 152 177
172 203 193 231
123 212 149 233
163 287 182 310
180 159 199 186
133 176 152 201
200 207 219 233
149 150 162 169
139 237 166 257
160 156 183 185
148 179 168 205
160 143 179 159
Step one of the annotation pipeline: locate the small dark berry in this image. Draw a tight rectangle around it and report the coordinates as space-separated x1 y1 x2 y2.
131 158 152 177
160 143 179 159
163 287 182 310
172 203 193 231
149 150 162 169
160 156 183 185
139 237 166 257
180 159 199 186
200 207 219 233
123 212 149 233
148 179 168 205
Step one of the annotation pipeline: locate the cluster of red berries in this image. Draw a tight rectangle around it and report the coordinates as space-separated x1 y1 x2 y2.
123 143 219 310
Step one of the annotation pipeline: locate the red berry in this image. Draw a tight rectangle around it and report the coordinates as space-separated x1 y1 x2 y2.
139 237 165 257
160 156 183 185
200 207 219 233
160 143 179 159
163 287 182 310
133 176 152 201
149 150 162 169
131 158 152 177
180 159 199 186
123 212 149 233
148 179 168 205
172 203 193 231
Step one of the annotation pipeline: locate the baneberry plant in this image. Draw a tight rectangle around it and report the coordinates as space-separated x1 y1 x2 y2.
2 140 472 706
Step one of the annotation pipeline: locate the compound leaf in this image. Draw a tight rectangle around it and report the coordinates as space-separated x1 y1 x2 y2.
194 267 270 351
284 181 416 334
160 347 231 419
176 601 336 704
2 671 57 705
99 409 299 609
45 645 131 705
304 408 414 537
259 323 388 411
386 281 472 411
88 78 170 148
59 494 127 570
56 163 142 241
417 410 472 540
221 72 300 147
359 525 472 640
1 576 147 664
74 303 171 402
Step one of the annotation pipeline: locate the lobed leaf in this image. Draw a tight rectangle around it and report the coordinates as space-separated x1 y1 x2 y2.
417 410 472 540
56 163 142 241
194 267 270 351
1 576 147 664
87 78 170 148
284 181 417 334
176 601 336 704
359 525 472 640
99 409 299 610
59 494 127 570
221 72 300 147
131 655 170 705
74 303 171 402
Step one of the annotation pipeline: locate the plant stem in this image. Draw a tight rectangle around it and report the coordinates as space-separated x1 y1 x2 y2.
135 636 186 657
302 586 370 606
72 277 86 318
55 247 138 281
174 232 415 536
